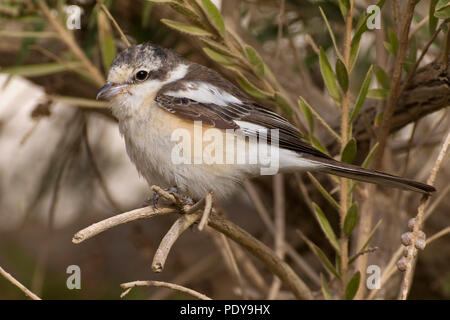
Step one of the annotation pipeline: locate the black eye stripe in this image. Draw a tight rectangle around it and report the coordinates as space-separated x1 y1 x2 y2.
135 70 148 81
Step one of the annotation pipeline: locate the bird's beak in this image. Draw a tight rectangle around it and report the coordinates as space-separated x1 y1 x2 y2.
96 82 128 100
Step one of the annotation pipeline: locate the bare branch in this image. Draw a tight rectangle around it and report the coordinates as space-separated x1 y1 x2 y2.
152 211 202 273
398 130 450 300
120 280 212 300
0 266 41 300
72 206 175 243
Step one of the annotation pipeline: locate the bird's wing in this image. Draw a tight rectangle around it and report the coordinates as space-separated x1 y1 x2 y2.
155 78 331 159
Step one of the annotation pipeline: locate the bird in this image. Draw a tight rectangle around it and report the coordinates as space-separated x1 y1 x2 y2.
97 42 435 202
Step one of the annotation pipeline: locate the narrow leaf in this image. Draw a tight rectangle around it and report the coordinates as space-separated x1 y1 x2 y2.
310 136 331 156
297 230 341 279
374 65 390 89
298 97 341 142
201 0 225 37
367 88 388 100
272 92 292 114
338 0 350 20
235 75 272 99
298 98 314 133
0 62 81 77
388 29 399 56
97 11 116 70
312 202 340 252
357 219 382 253
319 47 341 102
345 271 361 300
341 138 357 164
161 19 213 37
319 6 343 61
335 59 349 93
245 45 265 77
321 274 333 300
344 203 358 237
203 47 233 65
307 173 340 212
349 65 373 123
429 0 439 35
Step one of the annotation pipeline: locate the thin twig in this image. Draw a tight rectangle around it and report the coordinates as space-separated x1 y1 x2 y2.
398 130 450 300
72 206 175 243
152 212 202 272
244 180 321 286
218 233 248 299
36 0 105 86
267 174 285 300
96 0 131 47
427 226 450 245
198 192 213 231
0 266 41 300
120 280 211 300
373 0 417 169
399 24 443 96
83 117 122 212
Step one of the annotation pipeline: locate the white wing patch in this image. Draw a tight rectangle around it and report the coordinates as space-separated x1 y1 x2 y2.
233 120 267 132
165 82 242 106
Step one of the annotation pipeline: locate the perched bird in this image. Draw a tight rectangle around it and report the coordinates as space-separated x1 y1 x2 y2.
97 42 435 201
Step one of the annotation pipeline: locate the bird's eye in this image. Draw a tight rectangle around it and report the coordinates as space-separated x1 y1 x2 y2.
135 70 148 81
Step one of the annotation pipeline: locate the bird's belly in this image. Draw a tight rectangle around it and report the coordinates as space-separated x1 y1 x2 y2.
118 105 255 200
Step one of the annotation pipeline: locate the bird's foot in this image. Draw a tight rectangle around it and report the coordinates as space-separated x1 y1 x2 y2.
150 185 194 210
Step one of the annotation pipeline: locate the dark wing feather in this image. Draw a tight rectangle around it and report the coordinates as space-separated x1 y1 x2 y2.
155 65 331 159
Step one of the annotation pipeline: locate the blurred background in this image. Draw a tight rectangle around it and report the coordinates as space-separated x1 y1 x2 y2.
0 0 449 299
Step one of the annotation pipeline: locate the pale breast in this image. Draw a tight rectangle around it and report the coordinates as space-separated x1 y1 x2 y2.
115 101 258 200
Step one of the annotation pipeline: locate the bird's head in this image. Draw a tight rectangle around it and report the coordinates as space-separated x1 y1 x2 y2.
97 42 187 107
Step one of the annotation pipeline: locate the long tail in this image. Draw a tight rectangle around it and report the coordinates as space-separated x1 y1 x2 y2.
305 156 435 194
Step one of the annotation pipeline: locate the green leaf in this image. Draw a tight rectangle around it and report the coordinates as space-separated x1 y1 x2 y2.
429 0 439 35
170 3 202 23
335 59 349 93
319 47 341 102
362 143 379 168
349 34 362 71
297 230 341 279
341 138 357 164
321 274 333 300
161 19 213 37
235 75 272 99
298 97 341 142
245 45 265 77
97 11 116 70
344 203 358 237
387 29 399 56
200 38 235 57
338 0 350 20
319 7 343 61
272 92 293 114
146 0 176 2
435 0 450 19
298 98 314 133
349 65 373 123
367 88 388 100
203 47 233 65
310 136 330 156
357 219 382 253
0 62 81 77
201 0 225 37
374 65 390 89
345 271 361 300
312 202 340 252
307 173 340 211
0 30 58 38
